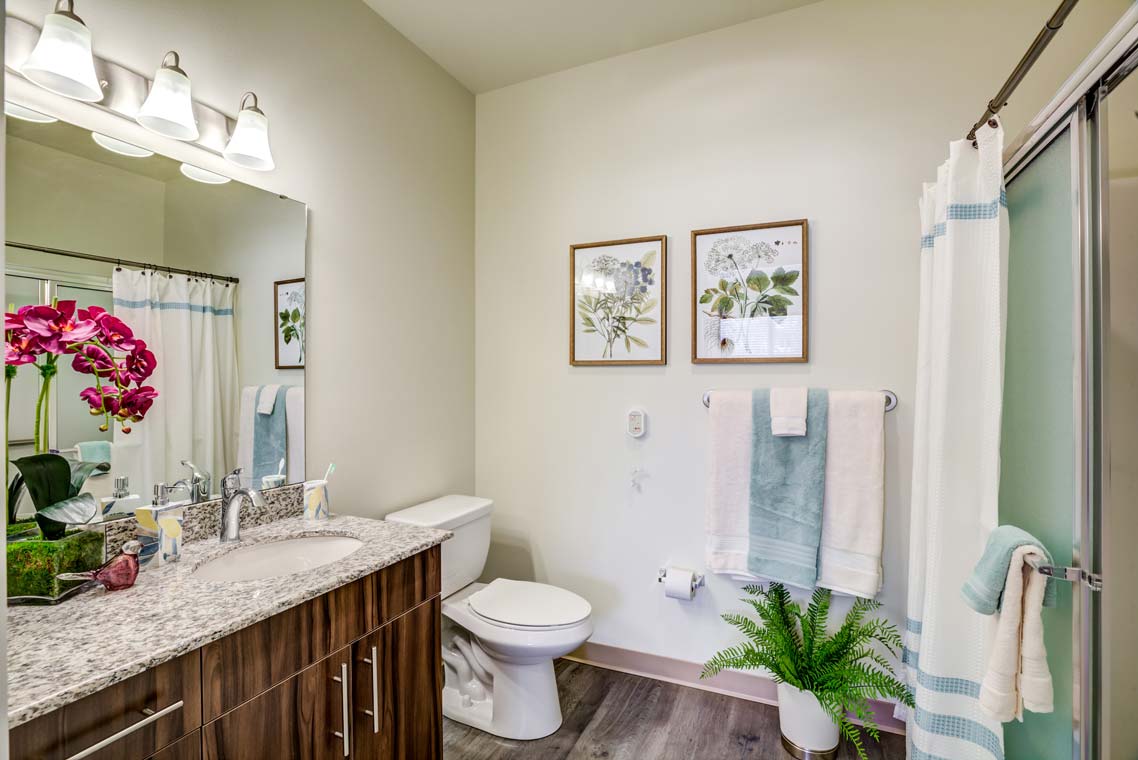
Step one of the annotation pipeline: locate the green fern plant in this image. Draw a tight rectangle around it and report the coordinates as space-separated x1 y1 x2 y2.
701 583 914 759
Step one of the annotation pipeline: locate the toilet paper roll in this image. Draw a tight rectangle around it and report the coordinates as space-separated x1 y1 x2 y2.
663 568 697 600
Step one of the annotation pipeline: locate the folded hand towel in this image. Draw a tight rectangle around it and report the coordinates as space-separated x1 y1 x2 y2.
816 391 885 598
979 544 1054 721
76 440 113 465
963 525 1057 614
256 384 281 415
705 390 754 576
770 387 808 437
748 388 828 590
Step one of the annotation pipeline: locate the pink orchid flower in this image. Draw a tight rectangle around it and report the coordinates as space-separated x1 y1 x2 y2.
123 342 157 383
71 343 119 378
5 331 42 365
22 301 100 353
94 313 138 351
80 385 121 416
118 386 158 421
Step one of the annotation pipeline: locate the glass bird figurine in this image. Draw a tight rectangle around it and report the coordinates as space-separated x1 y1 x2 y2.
58 540 142 591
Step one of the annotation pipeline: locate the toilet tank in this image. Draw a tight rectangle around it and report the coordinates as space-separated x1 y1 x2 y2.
385 495 493 598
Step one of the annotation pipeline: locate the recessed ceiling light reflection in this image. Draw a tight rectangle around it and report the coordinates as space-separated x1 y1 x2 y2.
4 102 58 123
179 163 230 185
91 132 154 158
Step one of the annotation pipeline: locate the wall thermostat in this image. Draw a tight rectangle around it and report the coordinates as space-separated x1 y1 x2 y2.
627 408 646 438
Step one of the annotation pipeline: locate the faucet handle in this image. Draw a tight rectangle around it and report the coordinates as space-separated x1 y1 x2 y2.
221 468 243 499
153 482 172 507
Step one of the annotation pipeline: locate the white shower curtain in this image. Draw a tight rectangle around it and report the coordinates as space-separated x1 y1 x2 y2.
904 120 1008 760
112 269 239 498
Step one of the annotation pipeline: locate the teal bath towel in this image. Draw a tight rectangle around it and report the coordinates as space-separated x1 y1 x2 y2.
747 388 829 589
962 525 1058 614
253 385 290 484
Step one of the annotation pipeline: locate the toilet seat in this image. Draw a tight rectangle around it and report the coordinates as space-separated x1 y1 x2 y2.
467 578 591 631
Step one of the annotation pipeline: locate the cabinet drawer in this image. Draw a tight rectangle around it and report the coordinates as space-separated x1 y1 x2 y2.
10 652 202 760
202 646 352 760
377 546 440 623
201 573 376 721
146 730 200 760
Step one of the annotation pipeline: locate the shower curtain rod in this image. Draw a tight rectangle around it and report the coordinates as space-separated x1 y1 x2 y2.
967 0 1081 142
5 241 240 284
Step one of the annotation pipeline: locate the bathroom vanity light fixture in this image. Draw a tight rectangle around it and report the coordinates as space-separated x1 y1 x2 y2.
136 51 199 141
179 163 231 185
223 92 275 171
21 0 104 102
4 102 58 124
92 132 154 158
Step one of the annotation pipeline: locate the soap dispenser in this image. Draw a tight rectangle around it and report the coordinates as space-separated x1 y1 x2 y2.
101 475 142 516
135 483 185 567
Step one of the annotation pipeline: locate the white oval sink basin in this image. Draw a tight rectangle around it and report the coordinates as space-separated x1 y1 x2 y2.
192 536 364 582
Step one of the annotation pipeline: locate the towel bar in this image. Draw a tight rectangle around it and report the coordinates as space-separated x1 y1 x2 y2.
702 389 898 412
1025 555 1103 591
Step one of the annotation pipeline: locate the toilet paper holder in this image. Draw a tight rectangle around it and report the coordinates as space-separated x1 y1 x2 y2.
657 567 706 592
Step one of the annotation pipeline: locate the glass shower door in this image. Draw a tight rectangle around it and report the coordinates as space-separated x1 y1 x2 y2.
1001 113 1083 760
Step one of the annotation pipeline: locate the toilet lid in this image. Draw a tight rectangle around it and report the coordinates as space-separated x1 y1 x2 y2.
468 579 591 628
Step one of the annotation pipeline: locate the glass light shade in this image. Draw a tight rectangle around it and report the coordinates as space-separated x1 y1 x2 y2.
136 66 199 141
21 11 103 102
4 102 58 123
223 107 275 171
92 132 153 158
179 163 230 185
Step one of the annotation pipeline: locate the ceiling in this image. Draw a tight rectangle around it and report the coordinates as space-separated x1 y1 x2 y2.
361 0 822 93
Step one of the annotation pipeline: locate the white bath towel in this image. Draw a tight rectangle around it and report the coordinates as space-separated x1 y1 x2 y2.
979 544 1054 721
705 390 754 576
816 391 885 598
770 387 808 437
256 384 281 415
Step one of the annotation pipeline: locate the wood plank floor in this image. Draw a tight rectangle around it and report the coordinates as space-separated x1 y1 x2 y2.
443 660 906 760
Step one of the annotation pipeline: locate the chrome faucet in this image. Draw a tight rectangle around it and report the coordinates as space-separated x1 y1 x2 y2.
220 467 265 543
172 460 211 504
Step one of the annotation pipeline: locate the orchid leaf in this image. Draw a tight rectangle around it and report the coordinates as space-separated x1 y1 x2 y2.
35 494 98 540
69 460 111 497
12 454 71 512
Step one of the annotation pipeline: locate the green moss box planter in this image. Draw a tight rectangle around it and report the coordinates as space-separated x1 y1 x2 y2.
7 528 104 602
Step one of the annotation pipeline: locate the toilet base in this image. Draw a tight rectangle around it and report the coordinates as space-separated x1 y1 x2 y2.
441 636 564 740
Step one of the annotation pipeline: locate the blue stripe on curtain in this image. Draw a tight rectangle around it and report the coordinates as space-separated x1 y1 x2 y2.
906 617 924 633
903 647 983 698
919 192 1008 249
113 298 234 316
914 707 1005 760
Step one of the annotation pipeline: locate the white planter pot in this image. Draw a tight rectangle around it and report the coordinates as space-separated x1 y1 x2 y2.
777 683 840 759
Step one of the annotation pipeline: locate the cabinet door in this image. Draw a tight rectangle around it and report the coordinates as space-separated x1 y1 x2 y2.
353 598 442 760
146 730 201 760
202 646 353 760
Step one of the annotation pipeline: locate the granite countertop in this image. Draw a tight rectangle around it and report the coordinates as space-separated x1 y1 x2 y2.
6 515 450 728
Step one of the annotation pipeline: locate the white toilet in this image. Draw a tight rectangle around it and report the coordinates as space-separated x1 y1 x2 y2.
385 495 593 741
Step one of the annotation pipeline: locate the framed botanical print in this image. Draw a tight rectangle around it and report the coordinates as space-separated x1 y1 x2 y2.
691 220 808 363
570 236 666 366
274 277 306 369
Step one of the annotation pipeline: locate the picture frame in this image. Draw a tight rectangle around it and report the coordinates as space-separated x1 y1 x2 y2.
691 219 808 364
274 277 306 369
570 235 667 366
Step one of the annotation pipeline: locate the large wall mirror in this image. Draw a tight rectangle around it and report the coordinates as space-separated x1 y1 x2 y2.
5 110 307 522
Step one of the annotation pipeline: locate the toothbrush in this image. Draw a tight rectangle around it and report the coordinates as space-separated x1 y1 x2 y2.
277 458 285 476
323 463 335 482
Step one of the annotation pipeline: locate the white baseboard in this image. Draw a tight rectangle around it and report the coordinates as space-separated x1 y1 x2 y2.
564 641 906 736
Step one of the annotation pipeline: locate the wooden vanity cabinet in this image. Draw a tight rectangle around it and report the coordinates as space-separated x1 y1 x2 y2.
10 546 442 760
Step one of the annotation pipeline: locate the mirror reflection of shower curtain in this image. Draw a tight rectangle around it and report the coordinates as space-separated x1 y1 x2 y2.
903 120 1008 760
111 268 239 500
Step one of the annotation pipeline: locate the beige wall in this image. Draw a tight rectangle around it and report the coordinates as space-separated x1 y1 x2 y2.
6 0 477 514
473 0 1127 664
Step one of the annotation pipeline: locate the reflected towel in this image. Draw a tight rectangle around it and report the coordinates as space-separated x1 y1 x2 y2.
256 384 281 415
770 387 808 437
253 385 290 483
816 391 886 598
76 440 112 465
747 388 828 589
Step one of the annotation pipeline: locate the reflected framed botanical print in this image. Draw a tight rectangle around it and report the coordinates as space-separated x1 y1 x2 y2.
274 277 306 369
570 235 666 366
691 220 808 364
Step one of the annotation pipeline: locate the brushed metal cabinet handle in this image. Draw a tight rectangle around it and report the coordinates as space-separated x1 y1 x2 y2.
65 700 184 760
331 663 350 757
364 646 379 734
